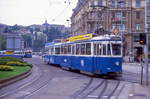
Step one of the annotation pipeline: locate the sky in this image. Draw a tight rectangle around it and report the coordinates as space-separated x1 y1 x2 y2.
0 0 78 26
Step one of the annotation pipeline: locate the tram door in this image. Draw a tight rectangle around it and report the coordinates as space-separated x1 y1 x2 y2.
93 43 103 74
94 43 112 74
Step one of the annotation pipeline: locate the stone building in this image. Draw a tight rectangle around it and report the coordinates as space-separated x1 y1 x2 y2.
71 0 146 59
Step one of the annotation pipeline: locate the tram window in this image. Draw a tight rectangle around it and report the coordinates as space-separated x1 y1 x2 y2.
72 45 75 55
51 48 54 55
64 45 67 54
107 44 111 55
76 44 80 55
81 44 86 55
68 45 71 54
94 44 97 55
103 44 106 55
86 43 91 55
61 46 64 54
97 44 102 55
112 44 121 55
55 47 60 54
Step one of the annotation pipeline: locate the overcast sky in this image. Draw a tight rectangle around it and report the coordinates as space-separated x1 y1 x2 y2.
0 0 78 26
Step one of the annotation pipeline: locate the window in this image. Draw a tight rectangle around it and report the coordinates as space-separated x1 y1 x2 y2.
61 46 64 54
64 45 67 54
81 44 86 55
94 44 97 55
134 35 140 42
51 48 54 55
112 44 121 55
103 44 106 55
68 45 71 54
86 43 91 55
72 45 75 55
136 24 141 30
55 47 60 54
107 44 111 55
111 0 117 7
98 0 102 6
136 12 140 19
117 1 126 8
76 44 80 55
94 43 101 55
136 0 141 8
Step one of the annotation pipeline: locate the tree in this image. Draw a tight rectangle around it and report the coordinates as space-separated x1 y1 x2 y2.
0 35 6 50
46 27 62 42
22 34 33 49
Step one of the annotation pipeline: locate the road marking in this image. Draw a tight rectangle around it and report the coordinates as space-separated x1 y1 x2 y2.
87 95 98 98
129 94 134 97
19 91 31 95
103 96 108 98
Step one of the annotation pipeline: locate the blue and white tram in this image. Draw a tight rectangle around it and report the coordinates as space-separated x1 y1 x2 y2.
44 34 123 75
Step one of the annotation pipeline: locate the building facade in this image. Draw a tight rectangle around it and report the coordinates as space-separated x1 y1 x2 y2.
71 0 146 59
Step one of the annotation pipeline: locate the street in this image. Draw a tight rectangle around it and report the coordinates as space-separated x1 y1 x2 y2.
0 56 150 99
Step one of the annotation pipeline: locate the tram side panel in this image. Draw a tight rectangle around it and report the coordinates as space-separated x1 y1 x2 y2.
60 56 72 68
43 55 50 64
94 57 122 74
71 56 94 72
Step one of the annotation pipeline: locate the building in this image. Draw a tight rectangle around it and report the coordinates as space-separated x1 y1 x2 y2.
146 0 150 58
6 34 24 51
71 0 146 59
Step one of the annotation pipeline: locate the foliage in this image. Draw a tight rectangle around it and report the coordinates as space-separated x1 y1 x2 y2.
45 27 62 42
0 34 6 50
22 34 33 48
0 57 22 65
0 65 14 71
6 61 28 66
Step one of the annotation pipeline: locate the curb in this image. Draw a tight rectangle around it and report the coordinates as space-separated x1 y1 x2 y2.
0 67 32 88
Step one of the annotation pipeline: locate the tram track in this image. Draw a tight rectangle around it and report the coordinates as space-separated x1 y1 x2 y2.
0 58 56 99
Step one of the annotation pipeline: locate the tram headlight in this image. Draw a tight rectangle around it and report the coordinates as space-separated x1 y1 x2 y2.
115 62 119 66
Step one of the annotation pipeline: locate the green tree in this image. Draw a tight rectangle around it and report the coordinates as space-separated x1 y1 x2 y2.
22 34 33 48
46 27 62 42
0 35 6 50
32 33 47 52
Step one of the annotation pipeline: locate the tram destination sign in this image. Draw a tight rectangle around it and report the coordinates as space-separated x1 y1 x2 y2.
68 33 93 42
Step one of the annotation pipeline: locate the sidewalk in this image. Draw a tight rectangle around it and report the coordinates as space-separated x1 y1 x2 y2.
121 62 150 99
118 83 150 99
123 62 150 74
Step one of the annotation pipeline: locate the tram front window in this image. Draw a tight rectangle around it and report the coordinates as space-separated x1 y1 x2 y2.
112 44 121 56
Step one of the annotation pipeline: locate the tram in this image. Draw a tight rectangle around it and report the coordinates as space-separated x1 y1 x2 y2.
44 34 122 75
24 50 32 58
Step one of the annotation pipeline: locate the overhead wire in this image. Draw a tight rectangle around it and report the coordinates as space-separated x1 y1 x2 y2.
46 0 71 22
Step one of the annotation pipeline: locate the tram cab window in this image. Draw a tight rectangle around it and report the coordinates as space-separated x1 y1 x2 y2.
107 44 111 55
103 44 106 55
76 44 80 55
86 43 91 55
81 44 86 55
112 44 121 55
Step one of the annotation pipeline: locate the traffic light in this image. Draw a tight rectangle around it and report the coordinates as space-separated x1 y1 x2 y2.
139 34 146 45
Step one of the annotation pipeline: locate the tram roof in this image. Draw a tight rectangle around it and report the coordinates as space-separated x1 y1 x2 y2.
45 35 122 47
